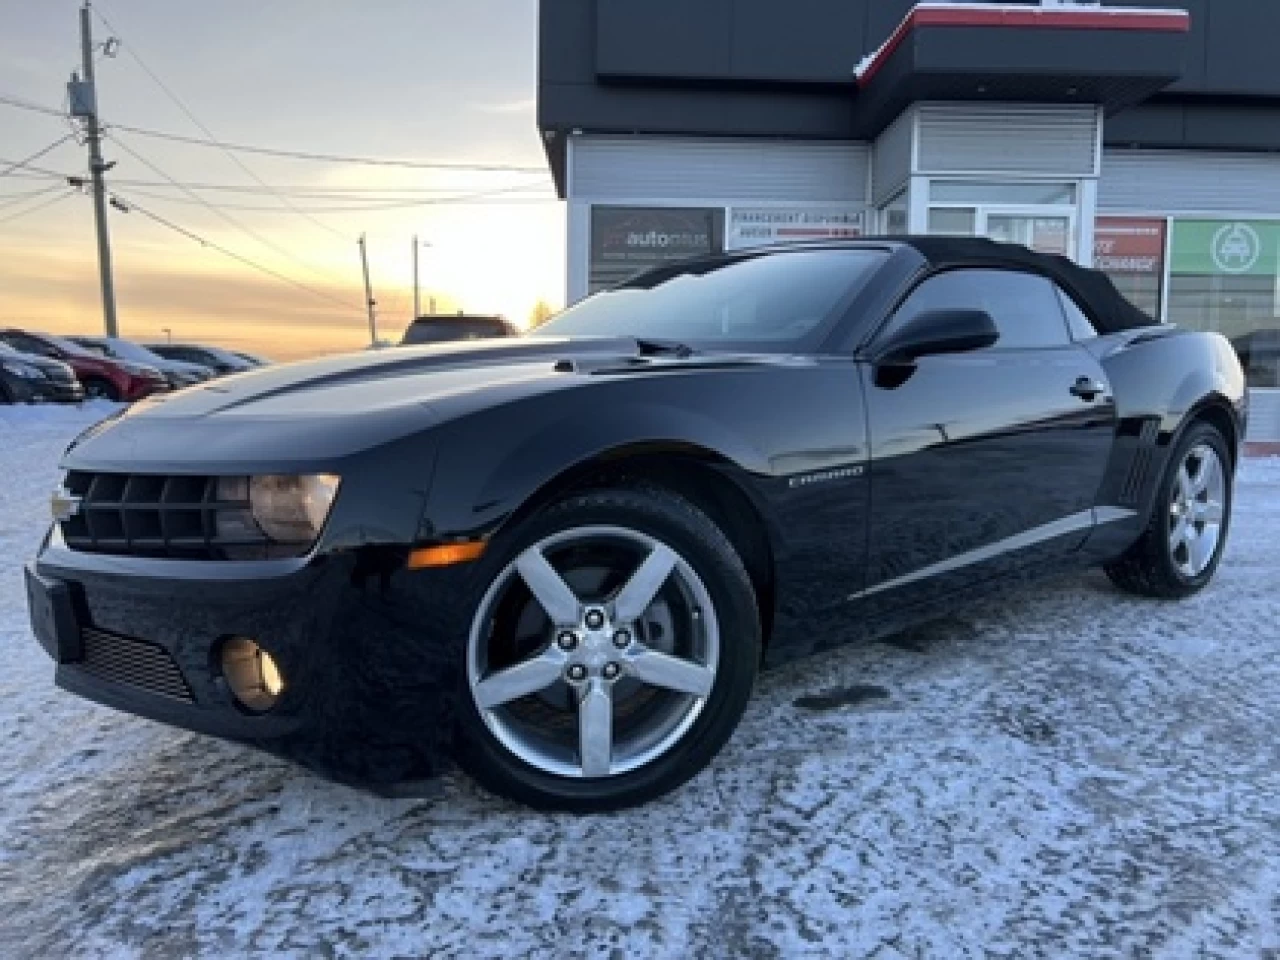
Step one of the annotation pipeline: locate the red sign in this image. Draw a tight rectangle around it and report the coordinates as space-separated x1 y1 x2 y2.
1095 217 1166 275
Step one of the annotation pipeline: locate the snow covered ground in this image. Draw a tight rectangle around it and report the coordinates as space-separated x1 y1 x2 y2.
1 403 1277 959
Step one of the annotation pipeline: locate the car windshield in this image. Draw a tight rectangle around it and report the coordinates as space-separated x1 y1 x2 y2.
101 339 167 365
533 248 888 351
402 319 509 345
44 335 99 358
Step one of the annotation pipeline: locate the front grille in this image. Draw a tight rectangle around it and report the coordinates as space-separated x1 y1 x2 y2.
60 471 298 560
79 626 194 702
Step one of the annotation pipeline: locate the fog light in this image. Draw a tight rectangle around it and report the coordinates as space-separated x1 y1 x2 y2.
220 636 285 712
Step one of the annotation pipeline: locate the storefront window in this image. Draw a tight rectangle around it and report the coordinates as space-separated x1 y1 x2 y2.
928 207 977 236
1094 217 1166 320
882 193 908 236
930 181 1077 206
589 206 725 294
1168 219 1280 387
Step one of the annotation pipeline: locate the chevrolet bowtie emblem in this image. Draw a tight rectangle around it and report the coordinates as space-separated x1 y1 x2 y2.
50 488 82 523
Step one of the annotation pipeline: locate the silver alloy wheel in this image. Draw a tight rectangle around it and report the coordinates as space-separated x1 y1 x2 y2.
467 525 720 779
1168 442 1227 578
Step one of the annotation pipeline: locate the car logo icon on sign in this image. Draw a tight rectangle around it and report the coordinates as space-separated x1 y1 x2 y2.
1212 223 1262 274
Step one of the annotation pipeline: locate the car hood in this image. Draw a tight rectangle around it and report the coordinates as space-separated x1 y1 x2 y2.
64 336 778 472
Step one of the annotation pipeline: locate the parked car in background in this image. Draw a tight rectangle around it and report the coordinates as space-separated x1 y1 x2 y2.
0 329 168 402
144 342 256 375
70 336 215 390
401 314 516 346
1231 329 1280 388
0 342 84 404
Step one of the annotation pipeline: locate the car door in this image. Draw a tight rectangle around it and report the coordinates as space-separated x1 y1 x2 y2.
858 267 1116 616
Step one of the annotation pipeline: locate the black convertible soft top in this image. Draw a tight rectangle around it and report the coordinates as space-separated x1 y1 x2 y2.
901 236 1157 335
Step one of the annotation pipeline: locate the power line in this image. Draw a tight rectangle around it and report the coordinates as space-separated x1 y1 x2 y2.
108 132 360 302
0 184 69 208
107 122 549 173
0 92 67 119
0 133 75 179
0 91 548 174
108 190 357 312
0 167 550 197
0 188 77 226
91 3 348 243
101 175 549 198
118 182 556 213
0 158 554 209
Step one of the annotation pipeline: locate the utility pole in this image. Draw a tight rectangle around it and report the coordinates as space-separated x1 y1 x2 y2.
412 234 420 323
412 237 431 322
358 233 378 346
71 2 119 338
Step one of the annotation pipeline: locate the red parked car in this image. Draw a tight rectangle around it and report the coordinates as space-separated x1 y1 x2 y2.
0 329 169 402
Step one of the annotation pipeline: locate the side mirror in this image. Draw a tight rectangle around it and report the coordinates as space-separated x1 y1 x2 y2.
871 308 999 366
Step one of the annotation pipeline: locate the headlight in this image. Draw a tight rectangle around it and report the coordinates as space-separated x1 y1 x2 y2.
216 474 340 545
2 361 42 379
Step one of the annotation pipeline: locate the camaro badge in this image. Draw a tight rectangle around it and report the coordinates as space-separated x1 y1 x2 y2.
50 488 82 522
787 465 865 488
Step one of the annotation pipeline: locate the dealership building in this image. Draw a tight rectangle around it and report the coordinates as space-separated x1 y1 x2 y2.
537 0 1280 441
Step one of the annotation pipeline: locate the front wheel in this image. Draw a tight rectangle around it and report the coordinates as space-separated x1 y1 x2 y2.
454 486 760 811
1105 420 1233 599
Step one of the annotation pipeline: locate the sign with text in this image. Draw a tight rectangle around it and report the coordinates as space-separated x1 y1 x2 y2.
590 206 724 266
727 206 864 250
1095 217 1166 276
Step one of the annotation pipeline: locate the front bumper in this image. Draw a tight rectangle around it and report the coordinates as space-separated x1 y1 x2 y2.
40 379 86 403
124 378 171 401
4 377 83 403
30 533 472 788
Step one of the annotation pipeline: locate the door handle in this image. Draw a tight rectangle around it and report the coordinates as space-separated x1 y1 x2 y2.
1070 377 1106 401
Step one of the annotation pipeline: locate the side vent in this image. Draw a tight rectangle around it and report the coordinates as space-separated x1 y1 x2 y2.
1120 419 1161 506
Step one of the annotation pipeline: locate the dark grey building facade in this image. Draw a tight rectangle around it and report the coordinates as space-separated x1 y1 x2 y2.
537 0 1280 439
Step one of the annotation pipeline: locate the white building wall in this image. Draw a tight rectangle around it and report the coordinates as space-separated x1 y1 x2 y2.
564 134 870 303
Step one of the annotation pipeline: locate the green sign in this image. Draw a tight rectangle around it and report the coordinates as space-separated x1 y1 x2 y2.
1170 219 1280 276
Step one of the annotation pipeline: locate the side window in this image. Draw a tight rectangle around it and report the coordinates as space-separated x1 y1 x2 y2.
1056 287 1099 341
887 269 1074 350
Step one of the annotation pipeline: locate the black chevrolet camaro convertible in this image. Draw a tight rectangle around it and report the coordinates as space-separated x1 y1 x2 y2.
26 238 1246 810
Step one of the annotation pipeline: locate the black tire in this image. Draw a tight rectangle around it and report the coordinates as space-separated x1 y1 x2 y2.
81 377 121 402
454 485 760 811
1105 420 1234 599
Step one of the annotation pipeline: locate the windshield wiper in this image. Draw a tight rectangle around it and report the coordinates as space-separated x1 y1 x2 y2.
634 337 697 359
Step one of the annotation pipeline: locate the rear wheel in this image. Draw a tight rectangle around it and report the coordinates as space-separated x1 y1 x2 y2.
81 377 120 402
454 486 760 811
1105 421 1233 599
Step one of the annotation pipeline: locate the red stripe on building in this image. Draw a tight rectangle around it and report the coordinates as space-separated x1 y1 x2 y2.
858 6 1191 87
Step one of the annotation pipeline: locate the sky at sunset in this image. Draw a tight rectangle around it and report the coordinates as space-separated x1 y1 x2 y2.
0 0 564 360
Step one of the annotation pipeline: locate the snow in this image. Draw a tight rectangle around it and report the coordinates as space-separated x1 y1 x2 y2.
1 404 1278 957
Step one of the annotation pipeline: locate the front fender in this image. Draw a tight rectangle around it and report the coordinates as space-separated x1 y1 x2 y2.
424 391 772 540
